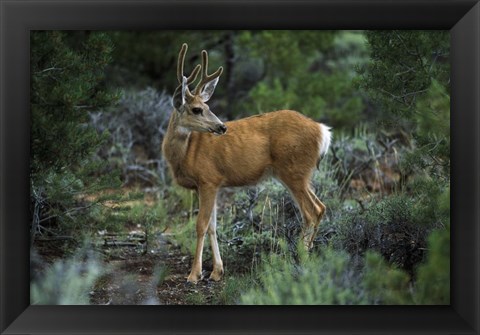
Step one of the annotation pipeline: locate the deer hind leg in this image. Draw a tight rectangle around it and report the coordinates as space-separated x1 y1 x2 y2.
307 188 326 247
280 177 324 249
187 184 218 284
208 202 224 281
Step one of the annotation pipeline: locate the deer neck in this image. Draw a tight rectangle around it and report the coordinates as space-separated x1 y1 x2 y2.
163 110 195 185
164 109 192 159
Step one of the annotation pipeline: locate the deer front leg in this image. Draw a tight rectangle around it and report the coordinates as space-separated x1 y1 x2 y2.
208 202 224 281
187 184 217 284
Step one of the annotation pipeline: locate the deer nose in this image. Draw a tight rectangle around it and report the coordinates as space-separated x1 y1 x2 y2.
217 124 227 134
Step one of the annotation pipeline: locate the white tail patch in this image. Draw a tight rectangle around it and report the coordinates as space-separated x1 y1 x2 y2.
318 123 332 157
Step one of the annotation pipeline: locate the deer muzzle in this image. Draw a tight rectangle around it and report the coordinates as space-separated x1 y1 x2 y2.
210 123 227 135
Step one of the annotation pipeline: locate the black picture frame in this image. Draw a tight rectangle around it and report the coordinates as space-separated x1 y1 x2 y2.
1 0 479 334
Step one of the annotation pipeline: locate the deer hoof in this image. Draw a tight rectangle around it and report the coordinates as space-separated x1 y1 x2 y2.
208 269 224 282
187 272 202 284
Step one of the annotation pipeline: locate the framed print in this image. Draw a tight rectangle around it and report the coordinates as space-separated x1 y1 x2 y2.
1 0 479 334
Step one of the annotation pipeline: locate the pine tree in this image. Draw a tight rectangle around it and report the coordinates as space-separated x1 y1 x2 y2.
357 30 450 304
30 31 119 241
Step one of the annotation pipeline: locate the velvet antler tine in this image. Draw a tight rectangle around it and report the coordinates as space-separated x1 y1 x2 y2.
176 43 199 100
187 64 201 84
193 51 208 94
193 50 223 95
201 50 208 77
177 43 188 84
210 66 224 80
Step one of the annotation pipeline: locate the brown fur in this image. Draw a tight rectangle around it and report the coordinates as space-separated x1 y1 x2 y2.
164 110 322 189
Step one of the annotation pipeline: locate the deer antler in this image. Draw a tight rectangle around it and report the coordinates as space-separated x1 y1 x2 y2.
193 50 223 95
177 43 201 99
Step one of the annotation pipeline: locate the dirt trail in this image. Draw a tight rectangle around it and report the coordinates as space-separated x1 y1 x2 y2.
89 232 224 305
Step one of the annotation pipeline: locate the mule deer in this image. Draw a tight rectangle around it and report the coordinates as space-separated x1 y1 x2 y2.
162 43 332 283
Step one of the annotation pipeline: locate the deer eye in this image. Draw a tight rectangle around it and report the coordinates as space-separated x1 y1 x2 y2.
192 108 203 115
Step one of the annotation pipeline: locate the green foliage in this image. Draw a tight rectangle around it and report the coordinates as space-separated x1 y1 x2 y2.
348 32 451 303
332 193 432 275
299 70 364 126
94 194 166 236
241 246 366 305
241 244 366 305
237 31 366 128
237 30 335 78
108 31 226 90
152 266 171 287
30 31 120 240
363 225 450 305
407 177 450 228
357 31 450 180
364 194 415 226
185 291 207 305
174 217 197 256
156 186 202 257
108 31 368 128
31 248 103 305
216 183 297 274
247 79 298 113
416 80 450 141
171 187 198 214
414 226 450 304
363 251 412 304
357 30 449 119
403 80 450 179
31 31 117 175
213 275 254 305
327 125 403 197
90 87 173 185
234 225 449 306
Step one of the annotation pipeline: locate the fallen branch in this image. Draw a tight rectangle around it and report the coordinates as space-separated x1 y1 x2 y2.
103 241 143 248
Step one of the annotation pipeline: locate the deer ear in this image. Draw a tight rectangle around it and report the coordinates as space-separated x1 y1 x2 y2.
200 76 219 102
172 85 184 110
172 76 189 110
181 75 189 105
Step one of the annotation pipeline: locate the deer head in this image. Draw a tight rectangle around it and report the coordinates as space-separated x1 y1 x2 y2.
172 43 227 135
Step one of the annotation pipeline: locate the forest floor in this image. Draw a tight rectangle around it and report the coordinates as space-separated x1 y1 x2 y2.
32 186 235 305
87 231 225 305
32 155 426 305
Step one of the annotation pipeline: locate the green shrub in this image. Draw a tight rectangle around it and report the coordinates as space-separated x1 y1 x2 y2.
414 226 450 304
363 251 412 304
241 246 366 305
90 87 173 185
236 226 449 305
31 31 119 242
333 194 428 273
408 177 450 228
173 217 197 256
31 248 103 305
214 275 255 305
362 224 450 305
217 184 297 274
